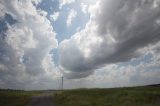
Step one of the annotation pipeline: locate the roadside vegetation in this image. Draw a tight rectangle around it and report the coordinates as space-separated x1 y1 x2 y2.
54 86 160 106
0 89 40 106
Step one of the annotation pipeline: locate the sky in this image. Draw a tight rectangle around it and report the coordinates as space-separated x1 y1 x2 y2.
0 0 160 90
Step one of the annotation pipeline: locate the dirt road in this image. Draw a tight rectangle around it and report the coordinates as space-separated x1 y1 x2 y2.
28 93 55 106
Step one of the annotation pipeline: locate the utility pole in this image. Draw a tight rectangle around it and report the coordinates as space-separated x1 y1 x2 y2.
61 76 63 90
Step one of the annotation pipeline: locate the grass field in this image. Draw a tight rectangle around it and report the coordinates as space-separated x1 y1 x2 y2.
54 86 160 106
0 90 40 106
0 86 160 106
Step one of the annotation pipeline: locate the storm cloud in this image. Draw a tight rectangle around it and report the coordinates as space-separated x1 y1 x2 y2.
59 0 160 79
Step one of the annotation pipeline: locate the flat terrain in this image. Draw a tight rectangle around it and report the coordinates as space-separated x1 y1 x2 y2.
0 90 55 106
0 90 40 106
28 93 55 106
0 85 160 106
54 86 160 106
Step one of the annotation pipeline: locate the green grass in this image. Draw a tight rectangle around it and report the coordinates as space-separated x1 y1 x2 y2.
54 86 160 106
0 90 40 106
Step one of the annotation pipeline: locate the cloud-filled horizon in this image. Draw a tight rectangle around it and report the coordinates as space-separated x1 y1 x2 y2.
0 0 160 90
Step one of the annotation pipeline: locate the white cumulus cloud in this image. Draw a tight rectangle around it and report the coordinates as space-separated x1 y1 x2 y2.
50 12 60 22
0 0 61 90
66 9 77 27
81 3 88 14
59 0 75 9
